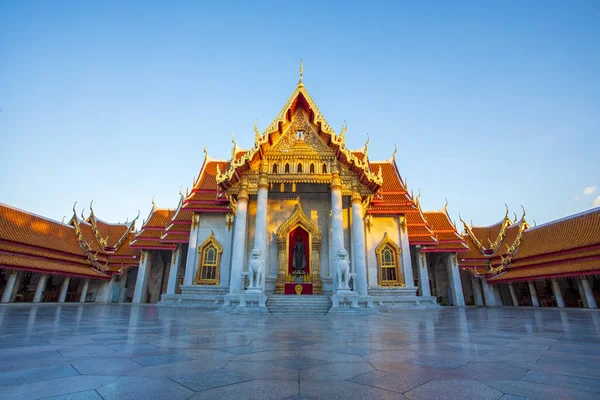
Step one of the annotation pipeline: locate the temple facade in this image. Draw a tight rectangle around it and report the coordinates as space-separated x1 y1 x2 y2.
1 71 598 312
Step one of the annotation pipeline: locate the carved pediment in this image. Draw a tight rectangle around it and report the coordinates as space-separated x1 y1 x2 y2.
267 111 333 155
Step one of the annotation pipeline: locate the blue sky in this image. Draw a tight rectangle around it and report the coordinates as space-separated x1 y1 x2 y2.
1 1 599 228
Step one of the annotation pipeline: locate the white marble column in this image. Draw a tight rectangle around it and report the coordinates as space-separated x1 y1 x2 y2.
330 167 345 291
528 281 540 307
551 279 565 308
482 278 500 306
508 283 519 306
132 251 150 303
184 214 200 285
398 217 415 288
471 275 484 306
229 181 249 294
33 274 48 303
581 277 597 309
446 254 465 306
576 279 588 308
118 270 128 302
79 279 89 303
58 277 70 303
416 248 431 297
9 272 23 302
1 271 18 303
351 190 368 296
253 163 269 289
166 245 182 295
97 276 116 303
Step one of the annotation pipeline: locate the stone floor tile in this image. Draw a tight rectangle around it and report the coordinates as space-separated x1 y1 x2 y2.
300 380 406 400
300 362 374 381
299 350 365 363
482 379 598 400
0 375 116 400
71 357 143 376
234 350 299 361
348 370 428 393
362 350 419 363
131 353 191 366
127 359 229 377
452 362 528 380
58 345 117 358
178 348 237 360
499 395 532 400
96 376 193 400
224 360 300 380
521 370 600 393
189 379 300 400
42 390 104 399
406 356 466 369
0 364 79 386
172 369 252 391
405 379 503 400
275 356 330 370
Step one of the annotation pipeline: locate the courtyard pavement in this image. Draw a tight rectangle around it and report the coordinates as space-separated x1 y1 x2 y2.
0 305 599 400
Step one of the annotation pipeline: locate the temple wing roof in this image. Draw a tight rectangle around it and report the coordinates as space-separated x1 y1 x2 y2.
0 203 111 278
130 204 176 250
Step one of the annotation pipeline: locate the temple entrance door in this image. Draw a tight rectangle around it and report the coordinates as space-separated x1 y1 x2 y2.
274 203 323 295
286 226 313 295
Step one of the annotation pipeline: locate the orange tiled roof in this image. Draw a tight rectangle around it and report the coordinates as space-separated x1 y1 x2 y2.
0 252 107 278
489 257 600 283
0 204 87 256
511 208 600 261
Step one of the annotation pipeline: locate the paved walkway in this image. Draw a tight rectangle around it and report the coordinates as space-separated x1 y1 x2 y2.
0 305 599 399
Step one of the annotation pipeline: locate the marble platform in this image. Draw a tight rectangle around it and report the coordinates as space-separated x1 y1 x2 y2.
1 304 600 399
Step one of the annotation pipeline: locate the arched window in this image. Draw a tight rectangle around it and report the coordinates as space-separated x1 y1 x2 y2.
285 163 290 173
272 163 278 174
195 232 222 285
375 233 404 286
310 163 315 173
297 163 302 173
322 163 327 174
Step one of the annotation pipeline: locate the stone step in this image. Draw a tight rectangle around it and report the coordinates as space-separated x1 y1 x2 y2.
266 295 332 314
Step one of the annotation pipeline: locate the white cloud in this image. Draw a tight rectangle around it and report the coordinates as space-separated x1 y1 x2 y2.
583 186 597 195
594 196 600 208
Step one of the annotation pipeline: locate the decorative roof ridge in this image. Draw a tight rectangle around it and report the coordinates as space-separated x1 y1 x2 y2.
460 216 487 255
88 201 110 251
524 205 600 232
487 205 513 253
70 202 108 272
492 212 529 275
0 202 74 228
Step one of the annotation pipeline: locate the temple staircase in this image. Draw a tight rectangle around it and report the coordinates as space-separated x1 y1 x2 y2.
266 295 332 315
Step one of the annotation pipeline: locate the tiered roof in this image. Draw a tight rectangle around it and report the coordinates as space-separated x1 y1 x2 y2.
488 207 600 282
0 203 139 279
130 201 177 250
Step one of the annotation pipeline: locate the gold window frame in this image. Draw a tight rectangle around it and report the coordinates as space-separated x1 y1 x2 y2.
194 231 223 285
375 232 405 286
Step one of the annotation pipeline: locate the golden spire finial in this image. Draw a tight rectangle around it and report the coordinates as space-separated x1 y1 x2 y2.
444 198 449 212
151 196 155 207
203 143 207 158
533 219 537 227
298 59 304 86
513 212 518 224
254 120 260 143
392 143 397 160
340 120 347 142
504 203 509 219
81 208 85 220
231 133 237 160
363 133 370 158
62 215 66 224
521 205 526 219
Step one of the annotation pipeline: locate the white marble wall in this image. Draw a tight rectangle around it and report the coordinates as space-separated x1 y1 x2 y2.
365 216 405 289
244 185 351 293
194 213 234 288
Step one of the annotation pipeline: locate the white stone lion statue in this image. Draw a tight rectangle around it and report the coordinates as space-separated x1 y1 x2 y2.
248 248 263 289
336 249 350 290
